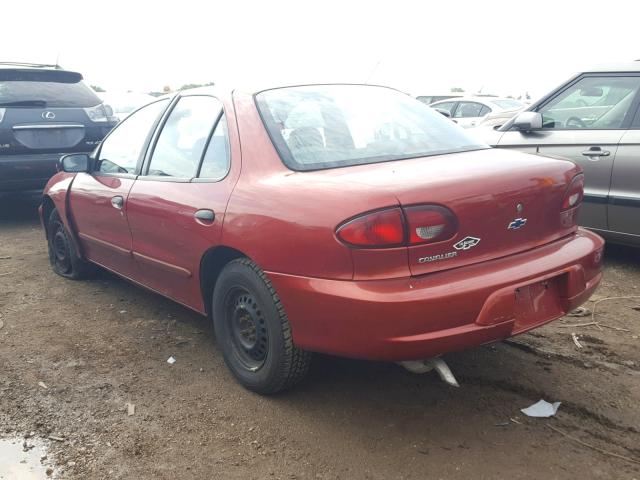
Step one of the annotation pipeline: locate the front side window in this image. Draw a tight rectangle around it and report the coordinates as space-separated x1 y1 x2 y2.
431 101 456 114
539 76 640 129
147 96 222 178
256 85 486 171
97 99 168 174
453 102 484 118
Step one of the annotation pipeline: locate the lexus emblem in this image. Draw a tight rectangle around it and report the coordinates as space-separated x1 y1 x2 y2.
42 111 56 120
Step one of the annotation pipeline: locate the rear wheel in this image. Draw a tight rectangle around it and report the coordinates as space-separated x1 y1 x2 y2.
47 209 92 279
212 258 311 394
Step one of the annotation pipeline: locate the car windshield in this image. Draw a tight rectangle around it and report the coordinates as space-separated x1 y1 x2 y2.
256 85 487 171
491 99 525 110
0 70 101 108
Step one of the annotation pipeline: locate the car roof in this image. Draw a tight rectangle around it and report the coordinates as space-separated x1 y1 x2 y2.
0 63 84 80
585 62 640 73
178 83 404 98
431 96 519 104
0 62 65 70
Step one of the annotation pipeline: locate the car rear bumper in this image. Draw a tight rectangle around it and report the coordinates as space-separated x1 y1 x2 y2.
266 228 604 361
0 153 64 194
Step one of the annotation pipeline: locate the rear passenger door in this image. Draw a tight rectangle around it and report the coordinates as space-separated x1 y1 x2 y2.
608 111 640 238
125 94 240 311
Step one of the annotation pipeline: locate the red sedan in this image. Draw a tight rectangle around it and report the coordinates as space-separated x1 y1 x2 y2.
41 84 604 393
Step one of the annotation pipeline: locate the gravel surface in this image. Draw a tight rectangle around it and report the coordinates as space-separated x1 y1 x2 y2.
1 199 639 479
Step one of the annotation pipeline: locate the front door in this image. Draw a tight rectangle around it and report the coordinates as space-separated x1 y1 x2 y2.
126 94 239 311
68 99 169 278
497 74 640 231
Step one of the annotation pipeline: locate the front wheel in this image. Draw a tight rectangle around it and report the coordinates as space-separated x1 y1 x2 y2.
212 258 311 394
47 209 92 279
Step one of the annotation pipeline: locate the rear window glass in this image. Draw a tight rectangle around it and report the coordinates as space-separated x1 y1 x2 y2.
256 85 486 171
491 99 525 110
0 69 101 108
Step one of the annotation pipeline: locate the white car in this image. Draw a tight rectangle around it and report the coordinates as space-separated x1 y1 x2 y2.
430 97 526 128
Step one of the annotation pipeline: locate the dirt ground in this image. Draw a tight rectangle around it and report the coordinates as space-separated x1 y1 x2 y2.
1 198 639 480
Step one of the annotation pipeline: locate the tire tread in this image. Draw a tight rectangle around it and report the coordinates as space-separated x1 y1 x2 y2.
225 258 311 393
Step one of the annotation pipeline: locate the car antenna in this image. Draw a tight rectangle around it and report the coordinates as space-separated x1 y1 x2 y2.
364 60 381 85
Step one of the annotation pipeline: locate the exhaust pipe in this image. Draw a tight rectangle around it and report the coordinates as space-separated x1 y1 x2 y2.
398 357 460 387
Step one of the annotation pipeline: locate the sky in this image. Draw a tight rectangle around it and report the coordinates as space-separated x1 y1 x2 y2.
3 0 639 100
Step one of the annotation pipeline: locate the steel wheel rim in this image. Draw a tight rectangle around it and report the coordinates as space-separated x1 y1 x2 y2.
51 221 71 273
224 286 268 371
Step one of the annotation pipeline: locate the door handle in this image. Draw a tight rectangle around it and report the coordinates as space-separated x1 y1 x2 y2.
581 146 610 160
194 209 215 224
111 196 124 210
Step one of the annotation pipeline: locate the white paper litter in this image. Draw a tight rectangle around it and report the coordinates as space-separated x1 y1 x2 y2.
167 356 176 365
521 399 561 418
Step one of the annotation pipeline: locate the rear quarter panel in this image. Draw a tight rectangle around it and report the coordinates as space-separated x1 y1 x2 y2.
226 91 408 280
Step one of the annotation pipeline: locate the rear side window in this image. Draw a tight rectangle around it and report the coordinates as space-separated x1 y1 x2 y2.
0 69 101 108
431 101 456 114
198 114 230 180
147 96 222 178
454 102 483 118
256 85 486 171
479 105 491 116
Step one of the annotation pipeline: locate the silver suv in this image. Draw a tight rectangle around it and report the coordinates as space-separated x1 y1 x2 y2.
480 63 640 246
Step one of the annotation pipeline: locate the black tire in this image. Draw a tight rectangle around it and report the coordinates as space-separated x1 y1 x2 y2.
47 209 92 279
212 258 312 394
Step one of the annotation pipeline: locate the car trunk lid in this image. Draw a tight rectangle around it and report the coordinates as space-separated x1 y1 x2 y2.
330 148 580 277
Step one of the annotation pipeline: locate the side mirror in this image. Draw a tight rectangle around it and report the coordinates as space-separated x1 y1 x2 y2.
433 108 451 118
512 111 542 132
59 153 90 173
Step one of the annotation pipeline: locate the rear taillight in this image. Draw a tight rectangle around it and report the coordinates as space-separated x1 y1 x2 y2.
336 205 457 248
404 205 457 245
562 174 584 211
560 174 584 227
336 208 405 247
83 104 111 123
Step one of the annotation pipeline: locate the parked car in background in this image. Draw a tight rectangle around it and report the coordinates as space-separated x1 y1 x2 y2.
416 93 463 105
478 63 640 246
99 91 155 122
42 84 602 394
430 96 527 128
0 63 117 198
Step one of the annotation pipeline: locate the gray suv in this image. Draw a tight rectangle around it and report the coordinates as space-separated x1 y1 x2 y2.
0 63 117 197
481 63 640 247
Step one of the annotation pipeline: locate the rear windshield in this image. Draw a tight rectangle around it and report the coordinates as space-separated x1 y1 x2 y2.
491 99 525 110
256 85 487 171
0 69 101 108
